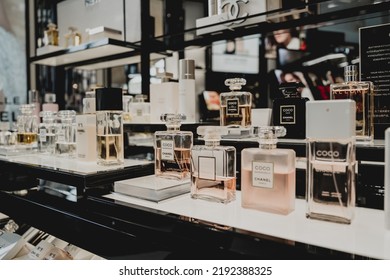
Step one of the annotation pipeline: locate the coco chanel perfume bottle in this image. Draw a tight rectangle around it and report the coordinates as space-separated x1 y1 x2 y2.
95 88 123 165
306 100 356 224
154 113 193 180
330 65 374 142
220 78 252 127
191 126 236 203
241 126 296 215
272 82 308 139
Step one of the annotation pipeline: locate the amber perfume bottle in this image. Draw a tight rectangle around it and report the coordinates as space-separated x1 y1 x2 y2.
154 114 193 180
220 78 252 127
330 65 374 142
16 104 39 150
191 126 236 203
272 82 308 139
241 126 296 215
306 100 356 224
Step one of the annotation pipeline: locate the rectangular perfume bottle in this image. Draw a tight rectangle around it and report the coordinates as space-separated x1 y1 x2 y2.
155 114 193 180
330 65 374 142
241 126 296 215
306 100 356 224
191 126 236 203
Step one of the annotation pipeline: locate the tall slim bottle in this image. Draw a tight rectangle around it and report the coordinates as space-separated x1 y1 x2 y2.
154 114 193 180
178 59 197 123
95 88 123 165
241 126 296 215
306 100 356 224
330 65 374 142
191 126 236 203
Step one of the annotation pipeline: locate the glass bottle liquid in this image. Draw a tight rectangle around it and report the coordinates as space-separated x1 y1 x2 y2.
272 82 308 139
220 78 252 127
95 88 124 165
16 104 39 150
154 113 193 180
241 126 296 215
330 65 374 142
191 126 236 203
306 100 356 224
38 111 57 154
55 110 77 157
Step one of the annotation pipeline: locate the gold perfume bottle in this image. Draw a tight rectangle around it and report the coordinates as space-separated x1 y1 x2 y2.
43 22 59 46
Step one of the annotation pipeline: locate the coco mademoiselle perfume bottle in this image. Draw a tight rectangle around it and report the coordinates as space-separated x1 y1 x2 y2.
330 65 374 142
154 114 193 180
191 126 236 203
306 100 356 224
272 82 308 139
241 126 296 215
220 78 252 127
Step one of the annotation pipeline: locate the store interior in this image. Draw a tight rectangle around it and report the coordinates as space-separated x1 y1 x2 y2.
0 0 390 260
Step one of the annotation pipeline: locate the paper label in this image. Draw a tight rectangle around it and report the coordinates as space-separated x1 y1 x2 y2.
198 156 216 180
252 161 274 189
280 105 296 124
227 98 239 115
39 128 47 142
161 140 174 161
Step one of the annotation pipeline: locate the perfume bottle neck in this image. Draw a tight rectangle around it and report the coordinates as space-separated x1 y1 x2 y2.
259 143 276 149
166 125 180 131
205 140 220 147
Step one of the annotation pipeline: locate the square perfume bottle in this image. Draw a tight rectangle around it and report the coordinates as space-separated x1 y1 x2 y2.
272 82 308 139
154 114 193 180
241 126 296 215
306 100 356 224
191 126 236 203
330 65 374 142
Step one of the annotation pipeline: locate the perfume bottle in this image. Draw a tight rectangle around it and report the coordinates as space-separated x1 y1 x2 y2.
241 126 296 215
43 22 59 46
220 78 252 127
154 113 193 180
122 94 133 122
178 59 197 122
16 104 39 150
42 93 59 112
28 89 41 120
330 65 374 142
95 87 124 165
272 82 308 139
129 94 150 123
306 100 356 224
55 110 77 157
38 111 57 154
76 91 97 161
64 26 82 47
191 126 236 203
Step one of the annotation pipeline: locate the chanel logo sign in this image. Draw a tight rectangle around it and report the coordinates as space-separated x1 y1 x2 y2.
220 0 249 26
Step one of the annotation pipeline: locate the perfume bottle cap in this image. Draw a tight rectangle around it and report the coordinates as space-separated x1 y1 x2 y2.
19 104 35 114
344 65 358 82
306 100 356 139
156 72 174 83
225 78 246 91
39 110 57 119
161 113 186 128
179 59 195 80
95 87 123 111
134 94 147 102
197 126 228 141
57 110 76 122
44 93 56 103
255 126 286 148
279 82 305 98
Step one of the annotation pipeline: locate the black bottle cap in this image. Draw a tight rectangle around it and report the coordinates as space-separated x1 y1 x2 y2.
279 82 305 98
95 87 123 111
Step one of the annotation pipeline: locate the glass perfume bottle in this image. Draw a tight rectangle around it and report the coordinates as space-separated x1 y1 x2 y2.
272 82 308 139
64 26 82 47
55 110 77 157
38 111 57 154
306 100 356 224
95 87 124 165
330 65 374 142
220 78 252 127
191 126 236 203
241 126 296 215
129 94 150 123
42 93 59 112
43 22 59 46
16 104 39 150
154 113 193 180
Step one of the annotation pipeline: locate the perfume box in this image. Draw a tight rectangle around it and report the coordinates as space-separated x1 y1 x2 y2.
86 26 122 42
114 175 191 202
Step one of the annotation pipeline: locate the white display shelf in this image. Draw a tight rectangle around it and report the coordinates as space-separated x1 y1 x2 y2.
105 191 390 259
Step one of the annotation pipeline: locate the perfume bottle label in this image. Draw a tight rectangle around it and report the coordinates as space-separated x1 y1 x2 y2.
161 140 174 161
313 165 348 205
280 105 296 124
314 142 348 162
57 130 65 142
252 161 274 188
226 98 239 115
198 156 216 180
39 128 47 142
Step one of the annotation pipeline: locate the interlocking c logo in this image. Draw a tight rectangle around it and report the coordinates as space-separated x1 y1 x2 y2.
220 0 249 26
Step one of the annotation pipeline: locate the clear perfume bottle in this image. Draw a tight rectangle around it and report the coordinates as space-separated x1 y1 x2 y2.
191 126 236 203
43 22 59 46
272 82 308 139
95 88 124 165
55 110 77 157
16 104 39 150
64 26 82 47
306 100 356 224
154 113 193 180
220 78 252 127
330 65 374 142
38 111 57 154
241 126 296 215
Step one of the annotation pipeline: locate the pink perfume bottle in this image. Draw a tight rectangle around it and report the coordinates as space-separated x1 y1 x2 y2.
241 126 296 214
